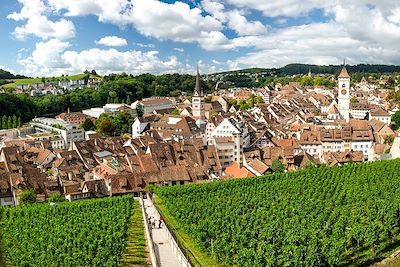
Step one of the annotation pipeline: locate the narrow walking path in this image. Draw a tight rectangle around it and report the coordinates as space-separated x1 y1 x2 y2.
143 198 182 267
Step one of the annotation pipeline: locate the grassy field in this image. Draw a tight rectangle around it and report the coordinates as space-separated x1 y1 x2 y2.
2 73 100 88
121 201 149 266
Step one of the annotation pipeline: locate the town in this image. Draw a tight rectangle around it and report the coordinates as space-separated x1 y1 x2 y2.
0 65 399 207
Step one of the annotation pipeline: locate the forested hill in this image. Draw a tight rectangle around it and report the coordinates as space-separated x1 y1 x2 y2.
0 69 28 79
214 64 400 76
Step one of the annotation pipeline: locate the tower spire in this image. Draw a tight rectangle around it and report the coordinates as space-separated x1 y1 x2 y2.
194 64 202 96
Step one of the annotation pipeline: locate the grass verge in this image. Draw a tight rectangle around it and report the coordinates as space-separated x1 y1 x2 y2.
153 195 222 267
120 201 149 266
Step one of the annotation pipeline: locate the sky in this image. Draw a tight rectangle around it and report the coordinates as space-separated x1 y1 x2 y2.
1 0 400 77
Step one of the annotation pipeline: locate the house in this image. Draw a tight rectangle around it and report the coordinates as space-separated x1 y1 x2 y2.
299 131 322 159
323 151 364 166
224 162 255 179
131 115 159 138
137 97 175 115
350 102 370 119
83 103 137 118
349 120 374 160
56 112 95 124
0 162 13 206
148 114 202 141
210 118 247 167
30 117 85 149
369 107 391 125
369 119 396 144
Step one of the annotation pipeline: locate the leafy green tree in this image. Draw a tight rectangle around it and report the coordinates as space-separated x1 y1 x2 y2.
112 111 134 134
1 115 7 129
12 114 17 128
170 108 180 115
96 114 116 136
126 95 132 105
271 158 285 173
19 189 36 205
7 116 12 129
256 96 264 104
300 76 313 86
384 135 394 145
391 110 400 130
80 118 96 131
47 192 66 202
17 116 22 127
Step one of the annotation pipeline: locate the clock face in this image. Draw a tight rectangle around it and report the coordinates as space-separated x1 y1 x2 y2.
341 89 347 95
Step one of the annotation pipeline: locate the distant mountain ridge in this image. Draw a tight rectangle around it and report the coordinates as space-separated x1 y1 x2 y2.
211 64 400 76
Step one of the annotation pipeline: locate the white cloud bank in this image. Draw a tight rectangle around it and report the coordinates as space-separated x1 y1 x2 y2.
8 0 400 75
17 39 183 77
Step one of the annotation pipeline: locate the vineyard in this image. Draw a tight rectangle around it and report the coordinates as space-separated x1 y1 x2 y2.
155 159 400 266
0 196 147 267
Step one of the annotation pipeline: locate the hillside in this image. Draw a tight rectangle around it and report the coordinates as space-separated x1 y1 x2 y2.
0 196 147 267
0 69 28 80
155 159 400 266
212 64 400 76
2 73 101 89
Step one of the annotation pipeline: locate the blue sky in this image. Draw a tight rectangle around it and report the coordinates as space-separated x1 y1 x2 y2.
1 0 400 77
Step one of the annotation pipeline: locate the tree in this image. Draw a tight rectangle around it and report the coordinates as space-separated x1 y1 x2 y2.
47 192 66 202
96 114 116 136
350 97 359 104
391 110 400 130
170 108 180 115
81 118 96 131
7 116 12 129
1 115 7 129
91 69 98 76
19 189 36 204
12 114 17 128
112 111 134 134
126 95 132 105
271 158 285 173
256 96 264 104
384 135 394 145
17 116 22 127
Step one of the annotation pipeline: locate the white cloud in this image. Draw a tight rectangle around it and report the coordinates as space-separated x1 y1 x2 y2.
202 0 268 36
46 0 232 51
7 0 47 21
96 36 127 47
134 42 155 48
17 39 70 76
12 15 75 40
17 39 186 76
7 0 75 40
174 48 184 52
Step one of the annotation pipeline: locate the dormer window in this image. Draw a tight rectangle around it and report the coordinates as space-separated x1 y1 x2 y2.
342 84 346 88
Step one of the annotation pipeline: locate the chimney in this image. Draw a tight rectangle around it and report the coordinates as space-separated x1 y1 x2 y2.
67 107 70 113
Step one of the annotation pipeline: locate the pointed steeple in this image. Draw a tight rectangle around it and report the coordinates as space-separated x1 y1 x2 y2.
194 64 203 96
338 66 350 78
338 59 350 78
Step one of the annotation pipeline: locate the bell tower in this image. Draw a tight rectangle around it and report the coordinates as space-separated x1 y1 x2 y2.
192 65 204 118
338 64 350 122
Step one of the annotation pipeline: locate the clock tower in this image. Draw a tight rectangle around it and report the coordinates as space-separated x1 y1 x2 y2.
338 66 350 122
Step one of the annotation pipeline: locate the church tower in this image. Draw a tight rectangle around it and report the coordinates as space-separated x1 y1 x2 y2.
337 65 350 122
192 66 204 118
